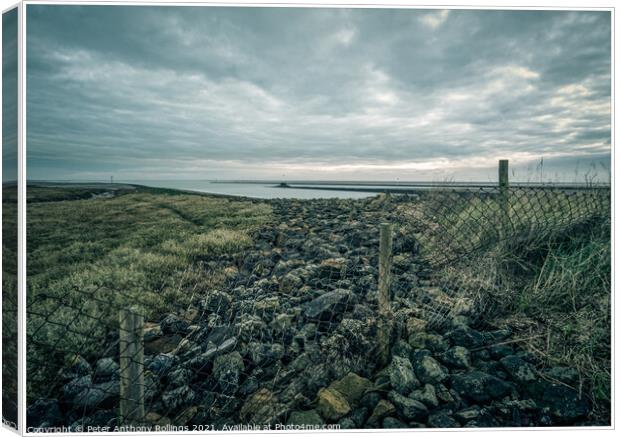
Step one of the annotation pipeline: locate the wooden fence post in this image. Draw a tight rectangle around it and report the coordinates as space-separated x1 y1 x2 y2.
119 308 145 425
378 223 393 366
498 159 510 232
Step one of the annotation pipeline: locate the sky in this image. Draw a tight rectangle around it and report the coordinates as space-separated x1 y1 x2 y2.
25 6 611 183
2 7 18 183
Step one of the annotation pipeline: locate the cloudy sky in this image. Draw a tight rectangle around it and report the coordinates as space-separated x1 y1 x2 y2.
3 7 17 183
26 6 611 182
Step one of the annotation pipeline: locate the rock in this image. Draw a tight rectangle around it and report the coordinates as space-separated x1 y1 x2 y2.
414 356 448 385
541 384 589 423
146 353 179 377
366 400 396 427
287 410 325 426
174 406 198 425
162 386 197 412
143 323 163 342
317 258 347 278
348 407 369 427
427 412 460 428
72 381 119 411
543 366 579 385
62 375 92 402
329 372 373 404
489 344 514 360
409 384 439 408
446 326 486 348
435 384 455 404
27 399 63 427
440 346 471 369
304 289 354 320
247 342 284 367
406 317 428 336
60 355 91 381
360 391 382 410
255 296 280 315
454 406 481 424
499 355 537 383
93 358 119 383
388 356 420 395
382 417 408 428
317 387 351 421
338 418 356 429
160 314 189 335
240 388 287 425
450 371 512 403
408 332 447 351
145 335 183 355
213 352 244 395
280 273 303 293
166 368 192 388
387 391 428 422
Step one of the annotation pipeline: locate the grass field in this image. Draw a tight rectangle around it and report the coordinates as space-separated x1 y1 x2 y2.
26 184 272 400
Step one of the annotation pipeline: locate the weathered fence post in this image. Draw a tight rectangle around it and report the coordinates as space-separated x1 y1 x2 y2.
119 307 145 425
498 159 510 233
378 223 393 366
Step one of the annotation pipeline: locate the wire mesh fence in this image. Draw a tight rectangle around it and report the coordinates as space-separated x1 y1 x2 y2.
24 182 611 430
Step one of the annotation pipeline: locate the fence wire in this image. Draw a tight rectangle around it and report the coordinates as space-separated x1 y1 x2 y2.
24 185 610 430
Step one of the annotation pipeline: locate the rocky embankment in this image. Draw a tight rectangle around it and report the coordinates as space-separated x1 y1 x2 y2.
27 195 596 429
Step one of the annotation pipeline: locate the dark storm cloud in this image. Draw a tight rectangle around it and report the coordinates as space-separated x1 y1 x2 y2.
25 6 611 181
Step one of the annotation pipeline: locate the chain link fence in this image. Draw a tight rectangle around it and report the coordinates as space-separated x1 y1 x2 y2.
24 182 611 430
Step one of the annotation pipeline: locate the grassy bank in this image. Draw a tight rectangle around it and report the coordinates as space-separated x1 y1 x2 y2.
26 184 272 400
400 187 611 419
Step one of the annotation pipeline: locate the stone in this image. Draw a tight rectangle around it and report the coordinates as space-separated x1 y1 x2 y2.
382 417 408 428
499 355 537 383
409 384 439 408
366 400 396 427
280 273 303 293
543 366 580 385
317 387 351 421
72 381 119 411
62 375 92 402
414 356 448 385
338 418 356 429
440 346 471 369
387 391 428 422
201 291 233 316
143 323 163 342
213 352 244 395
435 384 455 404
160 314 189 335
329 372 373 404
388 356 420 395
27 399 63 427
454 406 481 424
450 371 512 403
146 353 179 377
240 388 286 425
406 317 428 336
166 367 192 388
446 326 486 348
304 289 354 320
161 385 197 412
541 384 589 423
60 354 91 381
489 344 514 360
427 412 460 428
248 342 284 367
287 410 325 426
93 358 119 382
